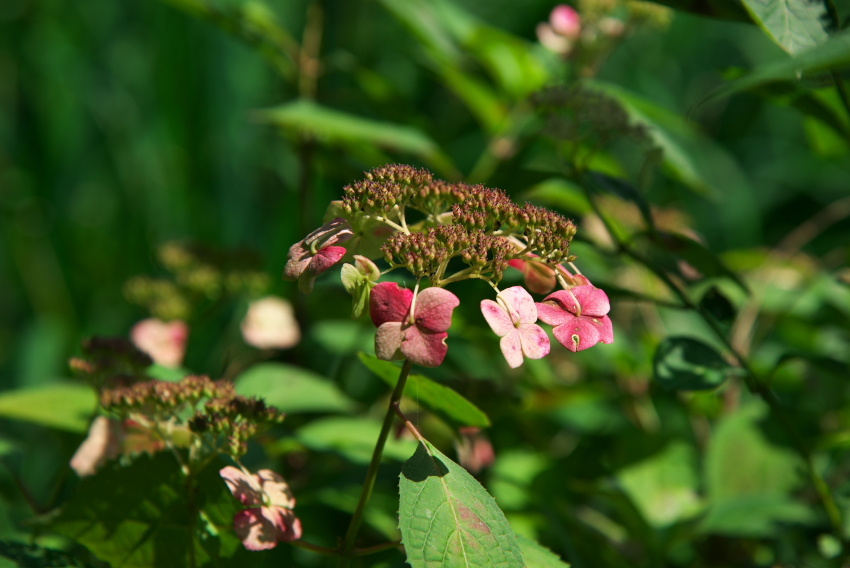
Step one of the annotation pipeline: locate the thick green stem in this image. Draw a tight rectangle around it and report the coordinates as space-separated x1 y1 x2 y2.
339 359 414 565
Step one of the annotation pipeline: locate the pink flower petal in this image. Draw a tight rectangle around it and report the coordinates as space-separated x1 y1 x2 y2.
401 327 449 367
284 218 353 287
131 319 189 368
370 282 413 327
269 506 303 542
375 322 405 361
298 246 348 294
592 315 614 344
571 285 611 317
256 469 296 509
414 287 460 333
481 299 514 337
550 5 581 39
518 324 551 360
551 314 604 352
499 331 524 369
234 508 279 551
220 466 263 507
499 287 538 325
509 258 558 295
70 417 124 477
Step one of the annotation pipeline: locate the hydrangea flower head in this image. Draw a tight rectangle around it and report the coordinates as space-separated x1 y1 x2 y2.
220 466 302 551
370 282 460 367
283 218 353 294
536 285 613 352
480 286 550 368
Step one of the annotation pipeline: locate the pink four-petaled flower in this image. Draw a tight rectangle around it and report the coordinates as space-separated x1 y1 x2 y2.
536 285 614 352
283 218 353 294
220 466 302 551
370 282 460 368
480 286 550 368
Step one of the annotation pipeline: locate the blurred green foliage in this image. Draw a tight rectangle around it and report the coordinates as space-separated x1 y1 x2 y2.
1 0 850 566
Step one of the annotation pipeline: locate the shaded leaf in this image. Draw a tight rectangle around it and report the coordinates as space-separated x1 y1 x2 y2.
586 171 654 231
235 362 356 414
358 353 491 428
51 453 240 567
700 286 737 323
742 0 829 55
654 337 732 391
0 541 103 568
0 383 96 433
516 534 572 567
652 231 749 293
701 29 850 105
399 440 523 568
254 99 458 177
296 416 417 464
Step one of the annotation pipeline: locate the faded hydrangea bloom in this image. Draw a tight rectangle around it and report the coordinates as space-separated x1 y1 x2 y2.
241 296 300 350
283 218 353 294
131 318 189 368
220 466 302 550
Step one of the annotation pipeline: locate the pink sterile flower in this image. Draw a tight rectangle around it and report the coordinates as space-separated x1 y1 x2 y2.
536 285 614 352
131 318 189 368
370 282 460 368
480 286 550 368
69 416 124 477
241 296 300 350
283 218 354 294
455 427 496 474
220 466 302 551
550 5 581 40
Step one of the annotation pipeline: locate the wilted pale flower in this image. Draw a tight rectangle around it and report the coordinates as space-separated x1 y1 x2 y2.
69 416 124 477
241 296 300 350
481 286 550 368
536 285 614 352
370 282 460 367
220 466 302 551
283 218 353 294
131 318 189 368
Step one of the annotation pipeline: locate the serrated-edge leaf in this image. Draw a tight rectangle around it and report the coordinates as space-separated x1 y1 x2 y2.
516 534 572 567
701 28 850 106
358 353 491 427
742 0 829 55
399 440 524 568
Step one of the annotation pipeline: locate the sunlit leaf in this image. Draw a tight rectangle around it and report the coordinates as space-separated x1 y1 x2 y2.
52 453 240 567
0 383 96 433
399 439 523 568
296 416 417 464
653 336 732 391
235 362 356 414
741 0 829 55
358 353 491 428
516 534 572 567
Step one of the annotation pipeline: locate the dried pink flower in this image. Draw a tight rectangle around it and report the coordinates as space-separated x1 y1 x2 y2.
370 282 460 367
480 286 550 368
131 318 189 368
536 285 614 352
241 296 300 350
220 466 302 551
283 218 353 294
69 417 124 477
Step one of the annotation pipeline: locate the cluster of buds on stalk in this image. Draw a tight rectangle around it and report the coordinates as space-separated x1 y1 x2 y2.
284 164 613 370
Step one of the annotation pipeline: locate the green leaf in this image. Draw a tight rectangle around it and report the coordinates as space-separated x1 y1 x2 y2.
0 541 103 568
145 364 190 382
742 0 829 55
51 453 240 567
0 383 96 433
653 337 733 391
616 442 702 527
358 353 491 428
516 534 571 567
399 440 524 568
254 99 458 178
586 171 655 231
651 231 749 293
702 29 850 105
235 362 356 414
296 416 417 464
700 403 814 536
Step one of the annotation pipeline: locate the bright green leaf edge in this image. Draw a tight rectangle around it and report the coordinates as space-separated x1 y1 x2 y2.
0 383 97 433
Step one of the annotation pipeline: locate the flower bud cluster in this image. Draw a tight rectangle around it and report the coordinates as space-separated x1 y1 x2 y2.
342 164 433 216
70 336 153 390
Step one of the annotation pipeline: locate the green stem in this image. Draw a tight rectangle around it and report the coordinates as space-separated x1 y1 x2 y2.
581 178 847 549
339 358 414 566
831 70 850 124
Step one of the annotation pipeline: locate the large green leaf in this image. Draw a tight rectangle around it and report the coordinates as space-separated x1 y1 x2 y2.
52 453 240 567
516 534 572 567
702 29 850 105
741 0 829 55
235 362 356 414
653 337 733 391
358 353 491 428
296 416 417 464
254 99 458 177
700 403 814 536
0 383 96 433
399 440 523 568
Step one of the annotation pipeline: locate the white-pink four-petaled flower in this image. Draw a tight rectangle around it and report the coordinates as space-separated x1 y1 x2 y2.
536 285 614 352
480 286 550 368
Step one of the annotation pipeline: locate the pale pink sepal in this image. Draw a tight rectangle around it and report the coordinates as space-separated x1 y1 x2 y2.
536 285 614 352
131 318 188 368
480 286 550 368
